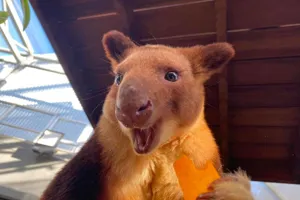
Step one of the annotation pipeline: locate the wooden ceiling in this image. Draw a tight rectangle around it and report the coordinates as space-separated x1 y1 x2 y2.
30 0 300 183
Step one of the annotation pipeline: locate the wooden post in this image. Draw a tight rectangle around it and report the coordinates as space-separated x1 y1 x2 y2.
29 0 98 125
294 127 300 183
214 0 229 167
114 0 134 37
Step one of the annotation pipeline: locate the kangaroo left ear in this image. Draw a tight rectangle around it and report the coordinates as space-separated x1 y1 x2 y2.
102 30 137 66
200 42 235 72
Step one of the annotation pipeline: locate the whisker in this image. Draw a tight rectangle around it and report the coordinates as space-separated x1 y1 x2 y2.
80 90 109 101
84 87 111 95
91 103 102 117
91 99 112 117
205 102 217 109
99 57 111 64
148 32 158 45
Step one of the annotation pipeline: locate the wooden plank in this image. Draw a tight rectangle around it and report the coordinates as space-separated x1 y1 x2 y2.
229 84 300 108
64 14 121 48
215 0 229 166
229 26 300 60
114 0 134 35
231 159 293 183
73 33 216 70
228 0 300 30
205 73 220 86
63 15 121 68
205 107 220 126
132 0 206 9
294 159 300 183
137 25 300 60
228 58 300 85
51 0 115 20
201 101 300 128
30 0 101 126
293 126 300 182
205 85 219 108
133 0 215 39
229 107 300 127
140 33 216 46
209 126 220 138
230 127 296 145
76 73 114 125
78 72 114 93
231 144 291 159
72 48 111 71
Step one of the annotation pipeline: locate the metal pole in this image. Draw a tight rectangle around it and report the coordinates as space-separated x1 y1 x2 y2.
0 24 23 63
5 0 34 56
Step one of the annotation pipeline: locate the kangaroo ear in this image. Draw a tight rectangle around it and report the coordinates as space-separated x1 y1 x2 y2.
179 42 235 80
200 42 235 72
102 30 137 65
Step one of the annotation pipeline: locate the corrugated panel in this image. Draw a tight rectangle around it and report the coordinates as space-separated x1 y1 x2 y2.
1 107 54 132
0 102 11 116
0 67 89 122
51 119 87 142
0 125 37 142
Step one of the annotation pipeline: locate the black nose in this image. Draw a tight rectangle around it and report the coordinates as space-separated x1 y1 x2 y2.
115 85 153 128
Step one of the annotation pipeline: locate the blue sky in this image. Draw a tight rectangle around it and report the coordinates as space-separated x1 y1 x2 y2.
0 0 54 55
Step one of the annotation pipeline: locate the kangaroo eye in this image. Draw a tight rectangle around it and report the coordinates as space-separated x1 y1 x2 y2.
115 74 123 85
164 71 179 82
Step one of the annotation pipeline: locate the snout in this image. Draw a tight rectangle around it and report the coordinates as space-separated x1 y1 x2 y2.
115 84 153 128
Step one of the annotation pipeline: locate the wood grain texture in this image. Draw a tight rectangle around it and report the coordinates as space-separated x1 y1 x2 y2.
230 127 296 145
229 84 300 108
228 0 300 30
50 0 115 20
206 108 300 127
133 0 215 39
140 33 216 46
231 144 291 159
231 159 294 183
229 107 300 127
71 33 216 71
114 0 134 35
63 15 121 69
132 0 207 9
229 26 300 60
64 14 121 49
205 85 219 108
215 0 229 166
228 58 300 85
205 107 220 126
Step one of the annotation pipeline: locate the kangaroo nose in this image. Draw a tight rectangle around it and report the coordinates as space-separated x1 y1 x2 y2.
115 85 153 128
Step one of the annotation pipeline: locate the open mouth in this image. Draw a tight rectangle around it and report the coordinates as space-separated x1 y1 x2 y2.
132 126 156 154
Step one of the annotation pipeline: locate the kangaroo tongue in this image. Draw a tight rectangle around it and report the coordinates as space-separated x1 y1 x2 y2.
133 128 154 154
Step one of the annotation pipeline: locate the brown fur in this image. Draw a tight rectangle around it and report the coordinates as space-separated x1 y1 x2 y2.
41 31 254 200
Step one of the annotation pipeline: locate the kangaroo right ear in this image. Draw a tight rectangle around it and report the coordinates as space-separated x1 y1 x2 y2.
102 30 137 66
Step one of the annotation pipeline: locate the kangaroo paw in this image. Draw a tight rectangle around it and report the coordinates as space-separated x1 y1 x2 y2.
197 170 254 200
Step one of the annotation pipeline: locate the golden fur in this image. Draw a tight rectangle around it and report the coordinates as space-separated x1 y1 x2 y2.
41 30 254 200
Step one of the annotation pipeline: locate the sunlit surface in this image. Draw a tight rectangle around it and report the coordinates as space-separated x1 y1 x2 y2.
0 65 93 152
0 0 93 153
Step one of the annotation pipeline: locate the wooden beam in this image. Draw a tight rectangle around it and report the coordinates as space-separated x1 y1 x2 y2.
114 0 134 37
29 0 97 126
294 123 300 183
214 0 229 167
